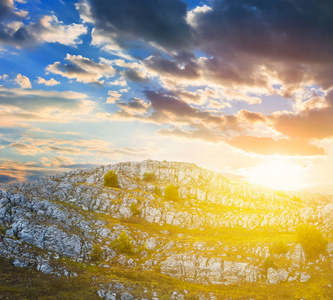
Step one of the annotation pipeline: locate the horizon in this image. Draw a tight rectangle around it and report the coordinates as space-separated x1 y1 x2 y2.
1 0 333 194
2 157 333 196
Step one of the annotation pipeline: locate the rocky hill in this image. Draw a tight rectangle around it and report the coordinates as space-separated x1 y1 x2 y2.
0 160 333 299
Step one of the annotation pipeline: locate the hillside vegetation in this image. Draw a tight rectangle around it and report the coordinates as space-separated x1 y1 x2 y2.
0 160 333 299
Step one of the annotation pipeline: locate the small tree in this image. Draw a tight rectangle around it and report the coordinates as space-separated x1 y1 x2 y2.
154 186 162 197
112 231 134 254
143 172 156 182
104 170 119 188
296 224 328 259
90 243 103 262
164 184 180 201
130 202 141 216
261 257 277 273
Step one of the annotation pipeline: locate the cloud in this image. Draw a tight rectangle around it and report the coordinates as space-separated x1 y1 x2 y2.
15 73 31 88
0 2 87 49
237 110 266 124
0 85 95 123
142 54 272 101
88 0 333 95
36 76 60 86
117 98 148 113
123 69 150 83
112 90 243 135
90 28 135 60
110 88 333 156
144 53 199 79
0 160 49 184
271 91 333 140
46 54 116 85
28 15 87 46
89 0 194 51
106 91 121 103
226 136 326 156
75 0 94 24
9 142 43 155
158 124 221 143
191 0 333 92
186 5 212 28
41 155 74 167
0 174 16 184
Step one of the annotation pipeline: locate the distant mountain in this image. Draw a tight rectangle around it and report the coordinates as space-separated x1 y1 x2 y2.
0 160 332 299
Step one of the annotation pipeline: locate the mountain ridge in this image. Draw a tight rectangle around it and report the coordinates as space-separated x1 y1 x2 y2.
0 159 333 299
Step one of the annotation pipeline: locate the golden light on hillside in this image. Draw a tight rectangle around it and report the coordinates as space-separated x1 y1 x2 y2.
245 157 306 191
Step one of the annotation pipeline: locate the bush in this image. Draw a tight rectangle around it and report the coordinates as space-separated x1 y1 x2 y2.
154 186 162 197
143 172 156 182
296 224 328 259
103 170 119 188
90 244 103 262
112 231 134 254
164 185 180 201
130 202 141 216
261 257 277 273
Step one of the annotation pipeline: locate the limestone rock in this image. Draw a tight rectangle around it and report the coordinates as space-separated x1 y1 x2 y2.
267 268 289 284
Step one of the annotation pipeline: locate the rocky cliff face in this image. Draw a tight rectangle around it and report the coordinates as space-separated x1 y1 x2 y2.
0 160 332 299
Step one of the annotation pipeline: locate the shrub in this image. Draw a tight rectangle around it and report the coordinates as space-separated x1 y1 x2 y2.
90 244 103 262
130 202 141 216
154 186 162 197
103 170 119 188
270 241 289 255
186 194 197 200
296 224 328 259
112 231 134 254
164 184 180 201
143 172 156 182
261 257 277 273
275 190 288 198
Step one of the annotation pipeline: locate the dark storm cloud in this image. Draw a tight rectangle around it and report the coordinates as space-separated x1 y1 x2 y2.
0 0 11 19
89 0 194 51
144 90 200 118
192 0 333 91
91 0 333 91
144 53 199 79
196 0 333 63
124 69 150 83
0 174 16 183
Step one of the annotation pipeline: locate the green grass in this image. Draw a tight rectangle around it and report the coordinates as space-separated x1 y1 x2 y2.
2 256 333 300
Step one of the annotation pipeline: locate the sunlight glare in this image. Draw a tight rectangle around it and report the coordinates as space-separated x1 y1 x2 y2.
246 157 306 191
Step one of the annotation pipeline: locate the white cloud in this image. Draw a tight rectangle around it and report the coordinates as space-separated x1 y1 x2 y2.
15 73 31 88
75 0 94 24
107 91 121 103
91 28 134 60
36 76 60 86
0 85 95 123
186 5 212 28
30 15 88 47
46 54 116 85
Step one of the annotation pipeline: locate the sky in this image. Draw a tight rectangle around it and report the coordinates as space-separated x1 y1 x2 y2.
1 0 333 194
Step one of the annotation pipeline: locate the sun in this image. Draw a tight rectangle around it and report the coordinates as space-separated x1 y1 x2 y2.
245 157 306 191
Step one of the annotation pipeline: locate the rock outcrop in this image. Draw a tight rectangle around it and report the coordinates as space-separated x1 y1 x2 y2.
0 160 331 298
